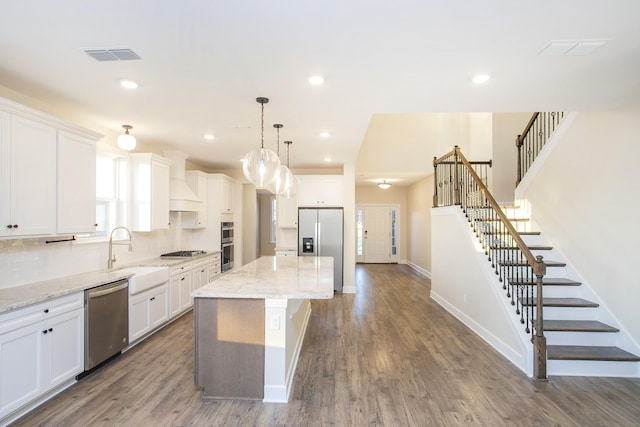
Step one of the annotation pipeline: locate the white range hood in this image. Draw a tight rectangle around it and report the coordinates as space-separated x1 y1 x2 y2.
163 150 202 212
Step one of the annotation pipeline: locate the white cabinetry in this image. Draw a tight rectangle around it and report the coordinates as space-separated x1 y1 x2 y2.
57 131 97 234
297 175 343 207
130 154 171 232
129 284 169 343
191 259 209 291
221 178 233 214
169 263 193 318
207 174 235 215
208 253 221 282
275 250 297 257
0 113 56 237
0 293 84 420
183 170 208 229
277 195 298 228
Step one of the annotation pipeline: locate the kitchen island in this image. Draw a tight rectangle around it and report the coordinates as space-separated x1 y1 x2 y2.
191 255 334 403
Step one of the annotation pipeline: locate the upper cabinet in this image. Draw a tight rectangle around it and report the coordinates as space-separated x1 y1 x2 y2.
0 98 102 239
129 154 171 232
221 177 233 214
57 131 97 234
208 174 235 215
297 175 343 207
0 114 56 237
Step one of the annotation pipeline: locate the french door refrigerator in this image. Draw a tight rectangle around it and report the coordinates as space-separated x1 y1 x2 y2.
298 208 343 293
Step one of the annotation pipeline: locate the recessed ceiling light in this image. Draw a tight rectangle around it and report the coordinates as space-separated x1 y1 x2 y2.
308 75 325 85
324 157 332 162
320 132 331 138
120 79 139 89
203 133 215 141
472 74 490 85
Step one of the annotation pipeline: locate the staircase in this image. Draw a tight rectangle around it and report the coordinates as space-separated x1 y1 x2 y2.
479 206 640 376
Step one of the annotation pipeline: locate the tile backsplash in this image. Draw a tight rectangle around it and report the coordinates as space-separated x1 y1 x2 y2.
0 213 194 289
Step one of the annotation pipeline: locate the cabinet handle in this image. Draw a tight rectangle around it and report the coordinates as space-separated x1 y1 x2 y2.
44 309 49 314
181 277 185 281
6 224 18 229
150 297 155 301
42 330 48 334
94 223 98 227
201 269 205 273
49 328 53 332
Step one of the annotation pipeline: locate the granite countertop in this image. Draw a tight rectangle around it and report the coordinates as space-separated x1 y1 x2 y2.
192 255 334 300
0 250 221 314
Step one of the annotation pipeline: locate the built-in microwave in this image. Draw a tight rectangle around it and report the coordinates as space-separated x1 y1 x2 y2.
221 222 233 244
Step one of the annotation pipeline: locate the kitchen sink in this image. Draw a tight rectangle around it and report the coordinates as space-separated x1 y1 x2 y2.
117 266 170 295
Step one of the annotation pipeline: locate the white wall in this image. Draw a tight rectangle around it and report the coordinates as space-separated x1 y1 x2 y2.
516 101 640 345
492 113 532 203
406 175 433 276
431 207 530 375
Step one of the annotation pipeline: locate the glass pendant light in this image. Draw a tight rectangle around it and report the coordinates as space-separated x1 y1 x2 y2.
267 124 294 195
242 97 282 187
281 140 298 199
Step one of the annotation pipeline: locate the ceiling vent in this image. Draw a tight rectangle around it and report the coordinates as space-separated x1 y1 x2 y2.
84 48 141 61
538 40 608 56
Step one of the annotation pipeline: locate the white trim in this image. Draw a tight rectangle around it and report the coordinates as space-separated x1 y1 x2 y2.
407 262 431 279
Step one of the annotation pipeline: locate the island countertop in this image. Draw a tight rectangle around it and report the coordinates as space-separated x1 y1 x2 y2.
192 255 334 300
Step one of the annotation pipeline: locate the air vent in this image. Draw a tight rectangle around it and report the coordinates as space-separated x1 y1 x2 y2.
84 48 141 61
538 39 608 56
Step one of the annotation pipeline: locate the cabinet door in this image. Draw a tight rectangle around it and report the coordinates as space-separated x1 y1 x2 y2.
221 179 233 213
149 286 169 328
192 261 209 291
0 321 43 418
169 276 182 318
129 293 150 343
0 111 9 235
57 132 97 234
46 308 84 388
277 196 298 228
180 274 192 311
151 159 170 230
8 115 56 236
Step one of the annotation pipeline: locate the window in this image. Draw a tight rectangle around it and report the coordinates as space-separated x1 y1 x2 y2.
356 209 363 256
391 208 397 256
77 147 128 240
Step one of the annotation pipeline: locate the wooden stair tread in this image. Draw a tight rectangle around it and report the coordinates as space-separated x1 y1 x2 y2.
509 278 582 286
474 218 530 222
499 260 566 267
520 297 598 307
543 320 619 332
548 345 640 362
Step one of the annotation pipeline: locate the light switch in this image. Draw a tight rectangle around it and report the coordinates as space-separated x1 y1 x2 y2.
269 314 281 330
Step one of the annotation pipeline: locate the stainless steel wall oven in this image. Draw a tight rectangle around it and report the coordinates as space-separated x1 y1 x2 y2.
221 222 234 272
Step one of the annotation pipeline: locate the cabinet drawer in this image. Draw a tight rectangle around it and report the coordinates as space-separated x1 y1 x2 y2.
0 293 83 335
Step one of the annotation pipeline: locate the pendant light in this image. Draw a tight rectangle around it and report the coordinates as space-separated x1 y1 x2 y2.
281 140 298 199
242 97 282 187
117 125 136 151
267 124 295 195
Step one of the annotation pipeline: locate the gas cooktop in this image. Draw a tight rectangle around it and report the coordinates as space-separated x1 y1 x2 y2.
160 250 207 258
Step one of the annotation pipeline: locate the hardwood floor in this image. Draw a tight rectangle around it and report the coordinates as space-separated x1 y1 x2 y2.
12 264 640 426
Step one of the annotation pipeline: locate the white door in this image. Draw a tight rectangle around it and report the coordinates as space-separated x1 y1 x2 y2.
363 206 391 263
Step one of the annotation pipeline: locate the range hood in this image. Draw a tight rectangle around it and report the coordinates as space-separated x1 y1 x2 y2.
163 150 202 212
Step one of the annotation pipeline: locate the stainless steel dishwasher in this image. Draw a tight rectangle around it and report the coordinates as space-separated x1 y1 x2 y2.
84 278 129 371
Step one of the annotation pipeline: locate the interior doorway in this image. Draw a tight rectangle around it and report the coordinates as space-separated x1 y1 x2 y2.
356 205 399 263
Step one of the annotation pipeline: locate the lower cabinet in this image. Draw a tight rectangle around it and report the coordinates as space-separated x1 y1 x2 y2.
129 284 169 343
0 293 84 421
208 253 222 282
169 263 193 318
191 259 209 292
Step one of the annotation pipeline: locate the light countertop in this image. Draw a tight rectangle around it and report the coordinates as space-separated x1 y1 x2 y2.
0 250 221 314
192 256 334 300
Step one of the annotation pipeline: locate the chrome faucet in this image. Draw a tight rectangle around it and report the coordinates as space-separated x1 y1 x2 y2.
108 226 133 268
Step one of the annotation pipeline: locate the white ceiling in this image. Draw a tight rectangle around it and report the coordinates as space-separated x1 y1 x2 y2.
1 1 639 185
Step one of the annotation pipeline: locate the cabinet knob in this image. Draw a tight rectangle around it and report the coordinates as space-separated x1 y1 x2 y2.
181 277 185 281
94 223 98 227
44 309 49 314
150 297 155 301
42 330 48 334
13 224 18 229
6 224 18 229
48 328 53 332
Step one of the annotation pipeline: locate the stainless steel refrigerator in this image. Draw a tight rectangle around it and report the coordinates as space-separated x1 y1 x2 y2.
298 208 343 293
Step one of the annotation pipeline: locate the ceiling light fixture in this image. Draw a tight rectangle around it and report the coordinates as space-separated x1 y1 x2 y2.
378 180 391 190
267 124 295 195
324 157 332 162
242 97 281 187
203 133 215 141
117 125 136 151
472 74 490 85
120 79 139 89
320 131 331 138
308 75 325 85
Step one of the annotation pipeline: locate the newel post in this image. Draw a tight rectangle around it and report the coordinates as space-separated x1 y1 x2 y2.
453 146 460 205
533 255 547 380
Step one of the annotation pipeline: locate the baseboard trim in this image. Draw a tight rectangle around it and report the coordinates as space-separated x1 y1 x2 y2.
407 262 431 279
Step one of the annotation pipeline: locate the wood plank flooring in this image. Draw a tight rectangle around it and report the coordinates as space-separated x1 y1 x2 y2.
12 264 640 426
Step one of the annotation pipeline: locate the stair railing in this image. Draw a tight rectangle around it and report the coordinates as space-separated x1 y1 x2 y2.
516 112 565 186
434 146 548 380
